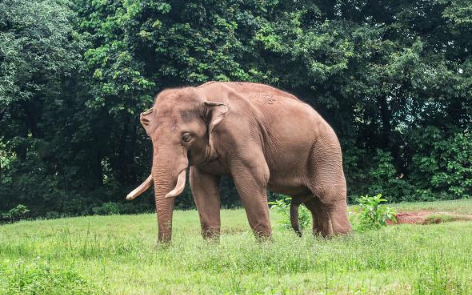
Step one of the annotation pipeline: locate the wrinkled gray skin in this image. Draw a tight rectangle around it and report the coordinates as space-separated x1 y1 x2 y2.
127 82 351 243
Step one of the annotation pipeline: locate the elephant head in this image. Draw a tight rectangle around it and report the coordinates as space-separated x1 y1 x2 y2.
126 87 228 242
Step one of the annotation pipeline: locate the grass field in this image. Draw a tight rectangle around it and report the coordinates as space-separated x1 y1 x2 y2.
1 199 472 294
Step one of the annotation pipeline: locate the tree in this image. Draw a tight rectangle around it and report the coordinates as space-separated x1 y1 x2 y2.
1 0 470 217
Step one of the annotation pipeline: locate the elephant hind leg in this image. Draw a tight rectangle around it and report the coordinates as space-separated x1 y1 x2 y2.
304 197 332 237
306 140 351 236
309 185 351 236
290 194 315 237
292 192 350 238
327 198 351 235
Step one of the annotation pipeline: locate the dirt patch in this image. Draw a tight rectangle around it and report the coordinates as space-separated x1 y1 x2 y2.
387 211 472 225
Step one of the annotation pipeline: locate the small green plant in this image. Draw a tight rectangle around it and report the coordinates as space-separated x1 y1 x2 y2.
269 196 311 231
356 194 396 230
1 204 30 223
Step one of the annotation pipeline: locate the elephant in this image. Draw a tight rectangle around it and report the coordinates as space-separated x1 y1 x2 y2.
126 81 351 243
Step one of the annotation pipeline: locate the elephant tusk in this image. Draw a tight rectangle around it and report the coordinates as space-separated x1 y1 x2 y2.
165 170 187 198
126 174 153 200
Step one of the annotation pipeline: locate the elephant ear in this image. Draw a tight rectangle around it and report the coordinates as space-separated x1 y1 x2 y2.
204 101 228 151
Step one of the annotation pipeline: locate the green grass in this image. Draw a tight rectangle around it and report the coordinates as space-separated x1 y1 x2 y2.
1 200 472 294
388 199 472 214
423 213 472 224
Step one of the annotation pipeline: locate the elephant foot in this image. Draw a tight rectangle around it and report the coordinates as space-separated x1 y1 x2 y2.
201 227 221 242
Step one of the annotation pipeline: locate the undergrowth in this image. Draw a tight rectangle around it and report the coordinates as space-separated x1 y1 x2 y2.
0 259 102 295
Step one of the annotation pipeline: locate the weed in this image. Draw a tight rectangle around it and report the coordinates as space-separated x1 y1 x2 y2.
355 194 397 230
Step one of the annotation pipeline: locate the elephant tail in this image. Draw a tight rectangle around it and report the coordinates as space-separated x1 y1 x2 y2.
290 201 302 237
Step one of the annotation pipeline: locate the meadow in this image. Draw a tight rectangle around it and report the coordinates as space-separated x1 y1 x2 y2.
1 199 472 295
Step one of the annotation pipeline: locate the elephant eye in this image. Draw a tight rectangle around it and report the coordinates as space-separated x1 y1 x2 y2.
182 132 191 142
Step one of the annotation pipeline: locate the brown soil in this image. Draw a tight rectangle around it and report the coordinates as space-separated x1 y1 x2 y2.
387 211 472 225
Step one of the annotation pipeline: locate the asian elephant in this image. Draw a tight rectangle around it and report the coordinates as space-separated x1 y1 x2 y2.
126 82 351 243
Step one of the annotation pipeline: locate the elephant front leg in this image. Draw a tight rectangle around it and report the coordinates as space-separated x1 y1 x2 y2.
231 158 272 240
190 167 222 240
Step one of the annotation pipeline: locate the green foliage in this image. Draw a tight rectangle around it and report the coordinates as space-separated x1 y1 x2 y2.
429 132 472 199
92 202 120 216
1 204 30 223
355 194 397 230
409 128 472 200
44 211 63 220
0 259 101 295
269 196 310 231
364 150 416 202
0 0 471 217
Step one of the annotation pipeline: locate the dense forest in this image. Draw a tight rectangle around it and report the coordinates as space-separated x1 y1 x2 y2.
0 0 471 218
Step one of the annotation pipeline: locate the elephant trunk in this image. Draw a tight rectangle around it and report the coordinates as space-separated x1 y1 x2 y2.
153 173 176 243
125 146 188 242
152 151 188 243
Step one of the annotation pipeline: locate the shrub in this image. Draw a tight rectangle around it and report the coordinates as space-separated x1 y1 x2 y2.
92 202 120 215
355 194 396 230
430 132 472 199
410 128 472 200
60 196 91 216
44 211 62 220
1 204 30 223
366 149 417 202
116 202 152 214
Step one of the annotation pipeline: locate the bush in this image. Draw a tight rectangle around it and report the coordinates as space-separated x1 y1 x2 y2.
430 132 472 199
60 196 91 216
116 202 152 214
355 194 396 230
269 196 311 231
44 211 62 220
366 150 417 202
92 202 119 215
1 204 30 223
409 128 472 200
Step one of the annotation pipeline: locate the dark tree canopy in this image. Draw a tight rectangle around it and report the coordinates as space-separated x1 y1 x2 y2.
1 0 471 218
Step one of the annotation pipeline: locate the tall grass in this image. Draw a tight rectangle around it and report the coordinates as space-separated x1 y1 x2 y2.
1 200 472 294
